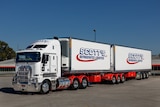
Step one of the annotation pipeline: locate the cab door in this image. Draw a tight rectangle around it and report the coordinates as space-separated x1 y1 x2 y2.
49 54 57 73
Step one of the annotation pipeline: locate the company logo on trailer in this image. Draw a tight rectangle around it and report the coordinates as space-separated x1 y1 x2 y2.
76 48 107 62
127 53 144 64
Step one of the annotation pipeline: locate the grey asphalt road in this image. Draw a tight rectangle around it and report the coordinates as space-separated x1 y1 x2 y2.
0 76 160 107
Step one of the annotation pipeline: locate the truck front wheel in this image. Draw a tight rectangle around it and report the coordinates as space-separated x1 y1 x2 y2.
40 80 50 94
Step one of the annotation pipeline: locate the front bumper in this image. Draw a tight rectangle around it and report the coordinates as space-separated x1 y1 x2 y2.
12 82 41 92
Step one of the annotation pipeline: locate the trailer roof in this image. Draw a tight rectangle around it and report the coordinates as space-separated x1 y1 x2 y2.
58 37 111 45
112 44 151 51
58 36 151 51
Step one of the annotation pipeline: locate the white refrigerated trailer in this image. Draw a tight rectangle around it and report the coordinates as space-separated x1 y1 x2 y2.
12 37 152 94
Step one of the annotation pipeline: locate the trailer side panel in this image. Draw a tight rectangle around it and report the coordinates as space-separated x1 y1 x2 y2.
114 45 151 71
70 39 111 71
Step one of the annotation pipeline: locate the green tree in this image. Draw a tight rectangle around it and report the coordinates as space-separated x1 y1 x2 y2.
0 40 16 61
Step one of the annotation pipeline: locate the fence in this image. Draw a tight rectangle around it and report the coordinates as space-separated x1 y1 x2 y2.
0 66 15 74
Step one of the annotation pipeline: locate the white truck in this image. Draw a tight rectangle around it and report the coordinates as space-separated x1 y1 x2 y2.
12 37 152 94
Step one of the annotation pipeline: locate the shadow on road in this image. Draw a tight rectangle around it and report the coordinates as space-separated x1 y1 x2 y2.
0 87 68 95
0 87 35 95
0 87 16 94
0 85 94 95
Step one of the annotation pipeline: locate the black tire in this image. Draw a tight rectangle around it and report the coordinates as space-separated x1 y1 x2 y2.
116 76 121 84
80 78 88 89
121 75 125 83
71 79 79 90
111 76 116 84
40 80 50 94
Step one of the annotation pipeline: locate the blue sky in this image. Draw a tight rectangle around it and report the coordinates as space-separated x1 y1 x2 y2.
0 0 160 54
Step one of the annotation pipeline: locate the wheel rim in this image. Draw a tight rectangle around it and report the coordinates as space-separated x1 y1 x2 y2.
117 76 120 83
42 82 49 93
140 73 142 79
112 77 116 84
73 79 79 89
82 78 87 88
146 73 149 78
121 76 125 82
143 73 146 79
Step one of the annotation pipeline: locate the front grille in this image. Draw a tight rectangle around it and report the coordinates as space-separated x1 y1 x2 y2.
16 65 32 84
17 71 29 83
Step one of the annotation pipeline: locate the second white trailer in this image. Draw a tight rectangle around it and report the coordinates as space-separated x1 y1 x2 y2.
111 45 152 72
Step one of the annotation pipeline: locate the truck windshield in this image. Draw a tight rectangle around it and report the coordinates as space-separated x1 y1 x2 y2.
16 52 41 62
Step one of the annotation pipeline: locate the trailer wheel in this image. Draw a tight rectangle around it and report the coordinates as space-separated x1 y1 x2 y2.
145 72 149 79
40 80 50 94
121 75 125 83
140 73 143 80
71 78 79 90
142 72 146 79
136 72 142 80
80 78 88 89
116 76 121 84
111 76 116 84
